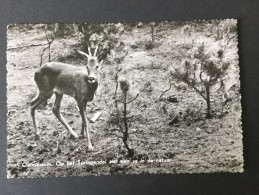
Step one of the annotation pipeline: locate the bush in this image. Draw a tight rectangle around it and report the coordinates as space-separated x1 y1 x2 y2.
75 23 125 61
170 43 230 118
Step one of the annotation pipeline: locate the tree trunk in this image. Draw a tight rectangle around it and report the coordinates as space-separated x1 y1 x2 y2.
122 135 134 158
205 85 212 118
48 44 51 62
151 25 154 43
122 91 134 158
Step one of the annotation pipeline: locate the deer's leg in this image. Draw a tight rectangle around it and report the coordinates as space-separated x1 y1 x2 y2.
80 101 87 137
30 93 52 134
78 100 93 151
53 93 79 139
81 123 85 137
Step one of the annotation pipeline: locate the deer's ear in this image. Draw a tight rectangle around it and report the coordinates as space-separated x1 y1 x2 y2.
77 50 89 58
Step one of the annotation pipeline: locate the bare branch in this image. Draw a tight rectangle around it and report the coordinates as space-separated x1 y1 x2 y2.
49 55 59 62
39 46 49 67
186 80 206 100
44 25 55 62
159 81 172 100
126 115 134 120
126 93 139 104
115 99 126 104
115 94 139 104
226 33 237 45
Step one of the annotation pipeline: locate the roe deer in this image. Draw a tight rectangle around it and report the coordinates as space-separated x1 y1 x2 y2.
30 46 103 151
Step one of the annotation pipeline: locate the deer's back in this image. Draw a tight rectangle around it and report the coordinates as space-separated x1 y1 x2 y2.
35 62 98 100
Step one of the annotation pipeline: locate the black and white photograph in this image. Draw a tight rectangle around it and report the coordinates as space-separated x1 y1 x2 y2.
6 19 243 178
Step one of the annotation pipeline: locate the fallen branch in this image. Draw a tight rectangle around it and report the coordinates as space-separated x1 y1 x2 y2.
7 43 49 50
90 111 102 123
159 81 172 100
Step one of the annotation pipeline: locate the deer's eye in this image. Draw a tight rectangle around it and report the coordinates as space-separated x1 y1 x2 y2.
96 66 99 69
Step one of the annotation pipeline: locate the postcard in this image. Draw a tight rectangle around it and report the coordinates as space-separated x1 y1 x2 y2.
6 19 243 178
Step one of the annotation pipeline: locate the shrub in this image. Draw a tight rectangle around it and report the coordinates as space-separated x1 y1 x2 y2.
170 43 230 118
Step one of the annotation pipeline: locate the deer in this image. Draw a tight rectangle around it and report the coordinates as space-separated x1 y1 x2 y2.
30 46 103 151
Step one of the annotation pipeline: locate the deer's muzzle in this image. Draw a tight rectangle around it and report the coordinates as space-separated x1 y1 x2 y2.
88 76 96 83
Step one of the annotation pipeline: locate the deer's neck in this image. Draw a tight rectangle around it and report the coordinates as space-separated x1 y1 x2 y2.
83 81 98 101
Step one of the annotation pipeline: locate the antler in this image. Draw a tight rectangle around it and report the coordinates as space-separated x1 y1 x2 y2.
88 47 92 56
77 50 89 58
78 45 99 58
93 45 98 56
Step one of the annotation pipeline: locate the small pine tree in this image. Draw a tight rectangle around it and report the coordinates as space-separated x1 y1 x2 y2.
171 43 230 118
111 76 139 158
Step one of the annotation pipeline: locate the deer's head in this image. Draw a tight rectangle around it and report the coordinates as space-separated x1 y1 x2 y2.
77 46 103 84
